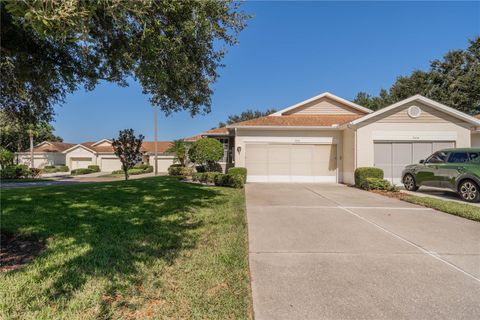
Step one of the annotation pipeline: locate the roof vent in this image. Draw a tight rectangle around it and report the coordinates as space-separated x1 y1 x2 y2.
407 105 422 118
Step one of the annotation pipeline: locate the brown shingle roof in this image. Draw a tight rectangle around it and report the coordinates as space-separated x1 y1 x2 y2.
229 114 363 127
184 134 203 142
475 114 480 119
141 141 173 154
203 127 229 135
25 141 76 153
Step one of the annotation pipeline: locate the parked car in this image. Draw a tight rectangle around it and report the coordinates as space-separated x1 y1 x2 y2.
402 148 480 203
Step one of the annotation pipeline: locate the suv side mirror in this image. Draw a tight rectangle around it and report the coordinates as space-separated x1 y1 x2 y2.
419 159 425 164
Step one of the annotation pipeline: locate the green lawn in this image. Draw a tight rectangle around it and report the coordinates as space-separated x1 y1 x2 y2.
0 176 251 319
402 195 480 222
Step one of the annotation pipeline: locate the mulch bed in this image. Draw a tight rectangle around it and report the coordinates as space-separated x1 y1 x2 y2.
0 232 44 272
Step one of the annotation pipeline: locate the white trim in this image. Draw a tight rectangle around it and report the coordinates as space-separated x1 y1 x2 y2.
242 136 336 144
372 131 457 141
62 144 97 154
350 95 480 126
247 175 337 183
271 92 372 116
228 125 340 129
33 141 52 148
91 139 112 146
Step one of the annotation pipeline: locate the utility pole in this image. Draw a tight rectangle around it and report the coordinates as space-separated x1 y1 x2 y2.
29 128 34 169
154 102 158 176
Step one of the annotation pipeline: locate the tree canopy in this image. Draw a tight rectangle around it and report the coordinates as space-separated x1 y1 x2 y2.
188 138 224 171
217 108 277 128
1 0 248 126
353 37 480 114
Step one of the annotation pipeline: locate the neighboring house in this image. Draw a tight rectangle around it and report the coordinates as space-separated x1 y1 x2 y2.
63 139 174 172
17 141 75 168
472 114 480 147
141 141 175 172
217 92 480 184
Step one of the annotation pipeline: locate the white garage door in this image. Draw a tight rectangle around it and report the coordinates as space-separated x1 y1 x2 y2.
245 144 337 183
374 141 455 184
101 158 122 172
70 157 93 170
155 157 175 173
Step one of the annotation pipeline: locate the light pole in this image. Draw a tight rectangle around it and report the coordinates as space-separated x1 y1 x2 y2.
154 102 158 176
29 128 34 169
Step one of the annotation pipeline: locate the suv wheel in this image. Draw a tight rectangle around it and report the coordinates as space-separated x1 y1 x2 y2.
403 174 419 191
458 180 480 203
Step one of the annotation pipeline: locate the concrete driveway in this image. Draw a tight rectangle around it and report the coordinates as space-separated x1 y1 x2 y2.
246 183 480 320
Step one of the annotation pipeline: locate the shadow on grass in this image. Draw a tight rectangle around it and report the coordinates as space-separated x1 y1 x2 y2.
1 176 224 304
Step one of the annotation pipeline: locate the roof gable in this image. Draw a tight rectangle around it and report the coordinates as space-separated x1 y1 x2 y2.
349 95 480 127
92 139 112 147
62 144 97 154
272 92 372 116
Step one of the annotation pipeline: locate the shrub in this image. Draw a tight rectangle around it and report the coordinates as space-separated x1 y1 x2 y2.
0 148 14 167
44 165 56 169
197 172 208 183
71 168 94 175
168 164 185 176
188 138 224 171
212 173 244 188
0 166 17 179
128 168 146 175
181 166 193 177
227 167 247 183
354 167 383 187
206 172 221 183
134 163 150 170
112 170 123 175
57 165 69 172
359 178 398 192
88 165 100 172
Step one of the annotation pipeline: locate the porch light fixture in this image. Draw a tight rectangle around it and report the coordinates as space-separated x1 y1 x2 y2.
237 146 242 153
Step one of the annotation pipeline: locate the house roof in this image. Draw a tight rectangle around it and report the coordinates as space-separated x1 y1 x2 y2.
475 114 480 119
184 134 203 142
271 92 373 116
202 127 229 135
228 114 362 128
141 141 173 154
349 95 480 127
21 141 76 153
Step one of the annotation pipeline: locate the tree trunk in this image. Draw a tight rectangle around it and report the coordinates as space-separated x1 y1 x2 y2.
29 129 34 169
124 169 129 181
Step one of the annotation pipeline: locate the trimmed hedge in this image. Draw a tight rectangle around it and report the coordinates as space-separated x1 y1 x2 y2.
88 165 100 172
112 165 153 175
214 173 244 188
134 163 151 170
0 164 38 179
168 165 192 177
71 168 94 175
359 177 397 191
354 167 383 187
41 165 70 173
227 167 247 183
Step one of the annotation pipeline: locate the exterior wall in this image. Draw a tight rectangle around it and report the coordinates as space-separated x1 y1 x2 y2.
153 156 175 173
355 122 471 169
374 101 463 124
17 152 65 168
65 147 97 169
342 128 356 185
234 128 345 182
471 132 480 147
284 97 365 116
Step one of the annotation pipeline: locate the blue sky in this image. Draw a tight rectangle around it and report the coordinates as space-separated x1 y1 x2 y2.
54 1 480 143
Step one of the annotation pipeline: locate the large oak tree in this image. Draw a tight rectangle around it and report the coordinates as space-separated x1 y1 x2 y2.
1 0 248 127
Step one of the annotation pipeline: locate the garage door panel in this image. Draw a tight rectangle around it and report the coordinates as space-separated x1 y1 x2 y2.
413 143 433 164
392 143 412 180
433 142 455 151
71 157 92 170
101 158 122 172
155 158 174 173
245 144 337 182
374 143 392 180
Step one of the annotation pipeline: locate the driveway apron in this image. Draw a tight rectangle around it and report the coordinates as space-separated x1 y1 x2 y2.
246 183 480 320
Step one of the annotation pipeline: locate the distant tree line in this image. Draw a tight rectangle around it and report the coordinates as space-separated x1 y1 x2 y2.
353 37 480 115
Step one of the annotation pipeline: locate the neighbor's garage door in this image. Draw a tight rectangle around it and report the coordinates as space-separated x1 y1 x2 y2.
245 144 337 183
374 141 455 184
70 157 93 170
155 157 174 173
101 158 122 172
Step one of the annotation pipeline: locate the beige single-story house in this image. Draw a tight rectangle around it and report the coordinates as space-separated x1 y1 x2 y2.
17 141 75 168
63 139 174 172
17 139 174 172
472 114 480 147
213 92 480 184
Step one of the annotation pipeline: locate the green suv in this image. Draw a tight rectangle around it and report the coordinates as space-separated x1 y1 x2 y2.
402 148 480 202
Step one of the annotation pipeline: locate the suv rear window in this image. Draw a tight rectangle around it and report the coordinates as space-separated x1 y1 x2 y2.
469 152 480 163
448 152 469 163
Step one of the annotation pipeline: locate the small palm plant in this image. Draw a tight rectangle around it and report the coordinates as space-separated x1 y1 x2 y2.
167 139 188 166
